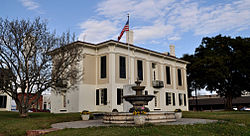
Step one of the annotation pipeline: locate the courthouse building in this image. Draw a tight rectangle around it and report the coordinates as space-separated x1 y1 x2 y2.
50 32 189 113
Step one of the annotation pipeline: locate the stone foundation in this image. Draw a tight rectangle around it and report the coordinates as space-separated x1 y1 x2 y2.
103 111 176 124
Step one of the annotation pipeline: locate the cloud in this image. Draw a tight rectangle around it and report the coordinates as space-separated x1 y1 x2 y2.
134 21 174 42
78 19 118 43
168 36 181 41
167 0 250 35
20 0 39 10
193 0 250 35
97 0 174 21
79 0 250 44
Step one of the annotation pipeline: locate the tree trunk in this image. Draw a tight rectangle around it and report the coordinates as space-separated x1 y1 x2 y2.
225 95 233 110
16 101 29 118
19 108 28 118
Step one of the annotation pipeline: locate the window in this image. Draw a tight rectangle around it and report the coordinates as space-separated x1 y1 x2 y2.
152 63 156 81
166 92 171 105
137 60 143 80
144 91 148 105
119 56 126 78
172 93 175 106
153 71 156 80
179 93 183 106
154 91 158 107
62 93 66 108
152 63 156 69
96 88 108 105
101 88 107 105
177 69 182 86
184 94 186 106
44 102 47 110
166 66 171 84
155 96 157 107
101 56 107 78
96 89 99 105
0 96 7 108
117 88 123 105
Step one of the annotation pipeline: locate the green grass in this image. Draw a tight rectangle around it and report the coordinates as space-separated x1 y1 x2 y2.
0 111 80 136
183 111 250 126
46 111 250 136
0 111 249 136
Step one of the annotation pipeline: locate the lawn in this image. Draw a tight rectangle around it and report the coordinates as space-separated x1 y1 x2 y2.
0 111 249 136
46 111 250 136
0 111 80 136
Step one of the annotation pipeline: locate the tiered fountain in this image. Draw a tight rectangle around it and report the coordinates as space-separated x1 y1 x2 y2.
123 79 154 113
103 79 177 124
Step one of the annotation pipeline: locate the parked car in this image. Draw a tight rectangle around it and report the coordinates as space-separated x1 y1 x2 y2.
240 107 250 111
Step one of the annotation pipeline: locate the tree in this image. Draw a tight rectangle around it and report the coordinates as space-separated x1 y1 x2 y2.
182 35 250 110
0 17 82 117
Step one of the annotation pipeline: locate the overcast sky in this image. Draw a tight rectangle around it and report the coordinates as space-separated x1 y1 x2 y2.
1 0 250 58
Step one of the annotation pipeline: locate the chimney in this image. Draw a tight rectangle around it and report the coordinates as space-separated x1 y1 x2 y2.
169 45 175 56
126 30 134 45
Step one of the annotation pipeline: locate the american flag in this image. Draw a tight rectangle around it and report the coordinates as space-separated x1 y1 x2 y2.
118 19 129 41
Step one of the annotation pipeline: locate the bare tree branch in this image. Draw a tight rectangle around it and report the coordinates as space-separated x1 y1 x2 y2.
0 17 82 117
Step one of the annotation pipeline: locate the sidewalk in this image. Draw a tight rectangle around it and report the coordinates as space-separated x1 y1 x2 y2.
51 118 218 129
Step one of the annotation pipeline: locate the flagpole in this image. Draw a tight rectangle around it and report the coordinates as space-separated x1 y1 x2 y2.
127 13 131 84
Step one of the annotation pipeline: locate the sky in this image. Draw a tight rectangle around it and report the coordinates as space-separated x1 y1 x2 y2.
1 0 250 58
1 0 250 95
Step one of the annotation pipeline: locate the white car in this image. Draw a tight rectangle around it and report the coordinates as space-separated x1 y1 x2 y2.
240 107 250 111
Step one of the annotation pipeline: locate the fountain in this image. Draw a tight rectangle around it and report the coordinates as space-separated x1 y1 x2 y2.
103 79 177 124
123 79 155 113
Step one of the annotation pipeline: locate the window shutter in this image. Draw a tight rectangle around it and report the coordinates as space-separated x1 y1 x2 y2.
104 88 107 105
166 92 169 105
172 93 175 106
184 94 186 106
96 89 99 105
117 89 121 105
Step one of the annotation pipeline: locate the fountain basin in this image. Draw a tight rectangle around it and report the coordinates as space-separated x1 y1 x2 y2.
103 111 176 124
131 86 145 95
123 95 155 106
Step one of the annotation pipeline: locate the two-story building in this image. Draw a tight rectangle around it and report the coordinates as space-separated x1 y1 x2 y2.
50 32 189 113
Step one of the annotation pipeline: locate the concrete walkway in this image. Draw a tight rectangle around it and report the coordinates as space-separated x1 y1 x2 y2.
51 118 218 129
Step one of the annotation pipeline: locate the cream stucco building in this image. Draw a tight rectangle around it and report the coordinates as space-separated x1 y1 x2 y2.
0 92 12 111
51 36 189 113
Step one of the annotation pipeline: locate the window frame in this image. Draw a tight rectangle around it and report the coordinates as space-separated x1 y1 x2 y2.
62 93 66 108
166 92 172 105
166 66 171 85
172 93 176 106
0 95 7 108
100 56 107 78
96 88 108 105
117 88 123 105
177 69 182 86
179 93 183 106
184 94 186 106
137 60 143 80
119 56 126 79
96 89 99 105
